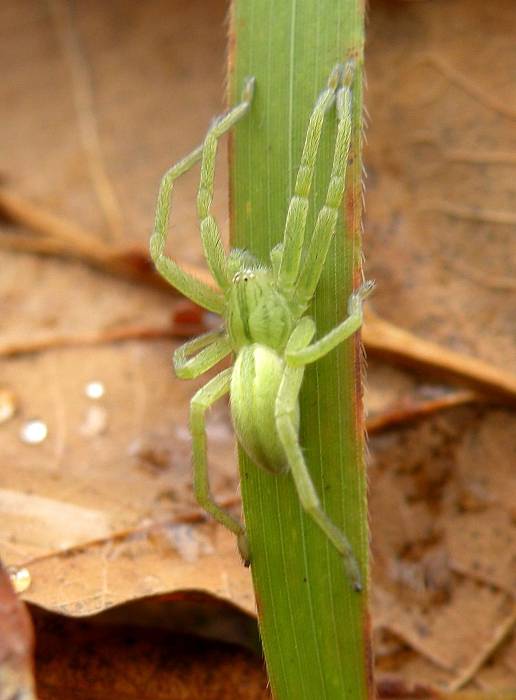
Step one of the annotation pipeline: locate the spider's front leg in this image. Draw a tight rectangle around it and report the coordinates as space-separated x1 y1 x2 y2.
190 368 250 563
275 64 343 295
150 143 224 314
196 77 255 291
293 60 356 311
274 319 363 591
150 77 255 313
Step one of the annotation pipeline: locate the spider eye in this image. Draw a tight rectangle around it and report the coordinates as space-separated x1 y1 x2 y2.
233 270 255 284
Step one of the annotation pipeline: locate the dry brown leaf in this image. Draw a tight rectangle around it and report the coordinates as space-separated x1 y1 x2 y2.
24 521 254 618
34 611 270 700
374 580 512 676
364 0 516 687
445 510 515 594
0 339 252 614
0 564 36 700
474 632 516 691
1 0 515 693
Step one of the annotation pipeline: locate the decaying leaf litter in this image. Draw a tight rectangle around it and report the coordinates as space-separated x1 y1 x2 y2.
0 0 514 696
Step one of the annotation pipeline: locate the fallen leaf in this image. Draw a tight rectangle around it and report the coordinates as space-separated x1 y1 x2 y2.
0 0 514 693
0 564 36 700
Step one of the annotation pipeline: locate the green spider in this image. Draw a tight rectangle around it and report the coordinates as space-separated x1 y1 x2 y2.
150 62 372 592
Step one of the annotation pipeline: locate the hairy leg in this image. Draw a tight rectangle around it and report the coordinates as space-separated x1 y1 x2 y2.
276 64 343 295
197 78 255 290
275 319 362 591
150 144 224 313
174 330 232 379
270 242 284 278
150 77 255 313
287 281 373 367
190 369 249 562
293 60 355 311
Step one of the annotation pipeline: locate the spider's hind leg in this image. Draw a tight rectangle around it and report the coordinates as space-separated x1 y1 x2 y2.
275 318 362 591
190 368 250 563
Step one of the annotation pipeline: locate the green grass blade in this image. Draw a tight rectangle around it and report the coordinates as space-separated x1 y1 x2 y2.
228 1 373 698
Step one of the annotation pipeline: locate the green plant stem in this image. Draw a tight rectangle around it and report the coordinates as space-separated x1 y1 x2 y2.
228 1 373 698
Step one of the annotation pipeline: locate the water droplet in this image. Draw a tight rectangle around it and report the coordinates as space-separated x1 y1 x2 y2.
80 405 108 437
7 566 31 594
20 419 48 444
84 381 105 400
0 388 17 424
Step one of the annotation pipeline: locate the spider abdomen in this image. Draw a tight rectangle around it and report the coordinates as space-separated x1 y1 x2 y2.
230 344 298 474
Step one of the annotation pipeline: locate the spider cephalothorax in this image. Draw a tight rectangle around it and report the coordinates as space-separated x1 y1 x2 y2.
150 62 372 590
226 267 294 350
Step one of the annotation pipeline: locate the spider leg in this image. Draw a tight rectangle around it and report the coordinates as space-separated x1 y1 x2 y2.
275 317 362 591
293 61 355 311
287 281 374 367
190 368 249 563
150 144 223 313
150 77 255 313
270 242 283 278
198 78 255 290
276 64 343 295
174 330 232 379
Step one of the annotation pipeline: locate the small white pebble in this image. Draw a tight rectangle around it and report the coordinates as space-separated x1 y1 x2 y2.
20 419 48 444
84 381 105 400
7 566 32 594
80 405 108 437
0 388 17 424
